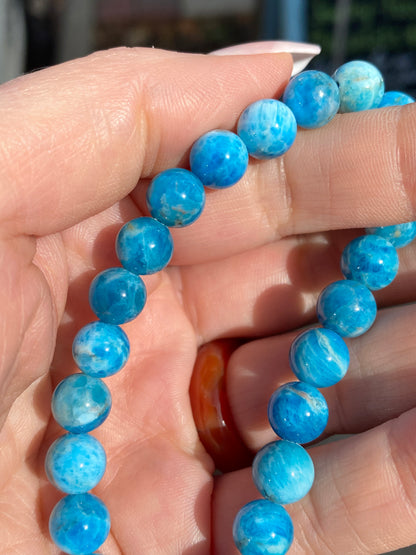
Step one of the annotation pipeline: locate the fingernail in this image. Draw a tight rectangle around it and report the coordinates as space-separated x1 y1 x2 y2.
211 41 321 75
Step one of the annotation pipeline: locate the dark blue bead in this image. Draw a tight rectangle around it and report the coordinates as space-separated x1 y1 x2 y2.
233 499 293 555
49 493 110 555
332 60 384 112
146 169 205 226
89 268 146 325
72 321 130 377
378 91 414 107
268 381 328 444
341 234 399 290
317 279 377 337
366 222 416 248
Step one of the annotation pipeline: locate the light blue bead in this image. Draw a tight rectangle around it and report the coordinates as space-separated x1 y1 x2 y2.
252 440 314 505
146 169 205 226
237 99 297 159
89 267 146 325
233 499 293 555
49 493 110 555
341 234 399 290
52 374 111 433
378 91 414 107
45 433 106 494
283 70 340 128
317 279 377 337
332 60 384 112
268 381 328 444
72 321 130 377
116 217 173 274
289 328 350 388
366 222 416 248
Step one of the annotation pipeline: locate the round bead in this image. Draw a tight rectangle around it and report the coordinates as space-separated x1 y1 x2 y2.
233 499 294 555
116 217 173 273
146 169 205 226
378 91 414 107
52 374 112 433
49 493 110 555
72 321 130 377
332 60 384 112
341 234 399 290
289 328 350 388
45 433 106 494
252 440 314 505
317 279 377 338
282 70 340 128
89 267 147 325
366 222 416 248
268 381 328 444
237 99 297 159
190 130 248 189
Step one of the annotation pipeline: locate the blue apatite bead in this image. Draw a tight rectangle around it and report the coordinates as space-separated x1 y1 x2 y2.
89 267 146 325
341 234 399 290
366 222 416 248
317 279 377 337
190 130 248 189
73 321 130 377
45 433 106 494
253 440 314 505
146 169 205 226
268 381 328 444
378 91 414 107
116 217 173 274
332 60 384 112
49 493 110 555
52 374 111 433
233 499 293 555
237 99 297 159
290 328 350 388
283 70 340 128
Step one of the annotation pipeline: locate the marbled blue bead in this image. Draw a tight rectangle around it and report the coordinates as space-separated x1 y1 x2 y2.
289 328 350 388
52 374 111 433
89 267 146 325
341 234 399 290
268 381 328 444
116 217 173 274
190 130 248 189
252 440 314 505
332 60 384 112
317 279 377 338
237 99 297 159
378 91 414 107
233 499 293 555
73 321 130 377
146 169 205 226
366 222 416 248
45 433 106 494
49 493 110 555
283 70 340 128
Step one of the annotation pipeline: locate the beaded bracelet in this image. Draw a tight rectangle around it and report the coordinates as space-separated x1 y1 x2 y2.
44 58 415 554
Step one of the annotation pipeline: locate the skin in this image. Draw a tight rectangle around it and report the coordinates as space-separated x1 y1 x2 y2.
1 47 416 554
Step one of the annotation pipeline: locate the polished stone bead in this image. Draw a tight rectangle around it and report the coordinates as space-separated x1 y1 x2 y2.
252 440 314 505
49 493 110 555
378 91 414 107
89 267 146 325
233 499 293 555
52 374 111 433
289 327 350 388
317 279 377 337
366 222 416 248
332 60 384 112
146 169 205 226
190 130 248 189
268 381 328 444
341 234 399 290
45 433 106 494
237 99 297 159
283 70 340 128
72 321 130 377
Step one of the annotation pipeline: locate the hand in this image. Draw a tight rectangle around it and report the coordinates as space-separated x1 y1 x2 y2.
0 46 415 554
